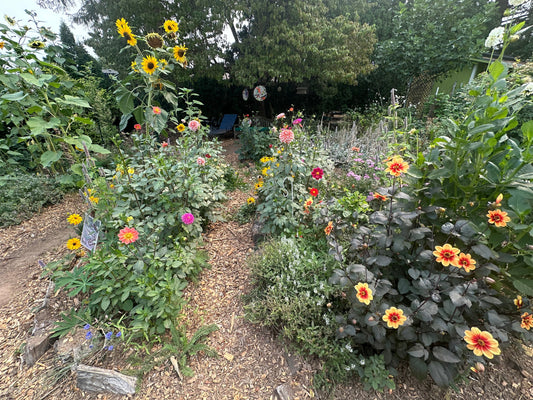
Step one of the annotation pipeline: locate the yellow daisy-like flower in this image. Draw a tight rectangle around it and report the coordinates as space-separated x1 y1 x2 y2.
67 213 83 225
382 307 407 329
354 282 373 305
254 181 263 190
89 196 99 204
164 20 179 33
487 209 511 227
131 61 139 72
177 123 186 132
173 45 188 63
142 55 158 75
261 167 271 176
433 243 460 267
67 238 82 250
464 327 501 359
521 312 533 330
128 167 135 175
0 41 5 49
247 197 255 205
159 59 168 69
127 216 134 223
457 252 476 273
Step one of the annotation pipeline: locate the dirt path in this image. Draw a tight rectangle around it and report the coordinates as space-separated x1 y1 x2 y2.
0 139 533 400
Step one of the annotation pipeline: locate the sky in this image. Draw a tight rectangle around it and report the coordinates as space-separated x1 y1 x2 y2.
3 0 89 42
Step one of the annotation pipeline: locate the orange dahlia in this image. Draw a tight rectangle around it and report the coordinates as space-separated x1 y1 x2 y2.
382 307 407 329
354 282 373 305
457 253 476 272
385 156 409 177
433 244 460 267
521 312 533 330
487 209 510 227
464 327 501 359
324 221 333 236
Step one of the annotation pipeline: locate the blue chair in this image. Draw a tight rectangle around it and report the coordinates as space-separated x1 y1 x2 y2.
209 114 238 138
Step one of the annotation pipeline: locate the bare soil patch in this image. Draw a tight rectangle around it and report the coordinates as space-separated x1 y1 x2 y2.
0 138 532 400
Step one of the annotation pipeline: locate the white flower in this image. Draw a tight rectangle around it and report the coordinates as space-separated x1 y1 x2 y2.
509 0 527 7
485 26 505 48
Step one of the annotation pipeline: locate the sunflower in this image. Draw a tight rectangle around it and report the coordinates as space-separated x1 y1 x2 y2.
464 327 501 359
141 55 158 75
354 282 373 305
173 45 188 63
124 31 137 46
28 40 45 49
247 197 255 205
159 59 168 69
164 20 179 33
131 61 139 72
177 123 186 132
146 32 164 49
116 18 129 33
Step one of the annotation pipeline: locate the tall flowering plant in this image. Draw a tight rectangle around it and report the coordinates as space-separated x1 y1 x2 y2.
113 17 194 137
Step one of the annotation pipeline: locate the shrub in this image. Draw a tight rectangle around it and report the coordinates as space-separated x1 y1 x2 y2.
0 172 65 227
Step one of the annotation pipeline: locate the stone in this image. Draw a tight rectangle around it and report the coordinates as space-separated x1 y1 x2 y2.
251 220 265 244
76 364 137 395
24 307 56 366
24 330 52 367
55 327 94 363
274 383 293 400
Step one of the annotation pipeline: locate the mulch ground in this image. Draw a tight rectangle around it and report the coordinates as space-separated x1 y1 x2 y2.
0 138 532 400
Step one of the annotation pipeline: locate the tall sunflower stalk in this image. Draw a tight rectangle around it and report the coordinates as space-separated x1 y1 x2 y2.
113 17 188 138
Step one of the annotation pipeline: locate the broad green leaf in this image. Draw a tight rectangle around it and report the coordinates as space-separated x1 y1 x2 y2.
522 120 533 142
513 279 533 297
40 150 63 167
89 144 111 154
101 297 110 311
117 91 135 114
407 343 425 358
432 346 460 363
428 361 452 386
1 91 27 101
489 60 505 81
409 356 428 380
57 95 91 108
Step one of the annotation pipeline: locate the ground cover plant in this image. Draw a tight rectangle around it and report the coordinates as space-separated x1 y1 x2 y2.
245 14 533 391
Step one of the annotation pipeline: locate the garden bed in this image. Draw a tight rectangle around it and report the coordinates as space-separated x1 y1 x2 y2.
0 139 532 399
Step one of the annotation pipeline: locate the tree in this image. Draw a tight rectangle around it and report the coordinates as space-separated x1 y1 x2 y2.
359 0 500 98
59 22 102 77
229 0 376 87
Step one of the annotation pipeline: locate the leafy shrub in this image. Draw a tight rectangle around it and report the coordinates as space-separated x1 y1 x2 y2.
0 172 65 227
237 117 277 162
245 237 340 358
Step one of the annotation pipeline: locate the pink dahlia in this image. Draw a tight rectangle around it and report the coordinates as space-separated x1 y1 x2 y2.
181 213 195 225
279 128 294 144
197 157 206 166
188 120 201 131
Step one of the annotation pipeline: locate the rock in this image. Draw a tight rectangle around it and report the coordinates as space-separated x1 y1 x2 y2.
24 330 52 367
274 383 293 400
251 220 265 244
76 364 137 395
24 308 56 366
55 327 94 363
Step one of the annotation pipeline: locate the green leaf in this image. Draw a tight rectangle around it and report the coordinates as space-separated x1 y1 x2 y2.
471 244 495 260
513 279 533 297
409 356 428 380
427 167 453 179
522 120 533 142
1 91 27 101
89 144 111 154
57 95 91 108
101 297 110 311
428 361 452 386
40 150 63 167
432 346 460 363
407 343 425 358
489 60 505 81
117 91 135 115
